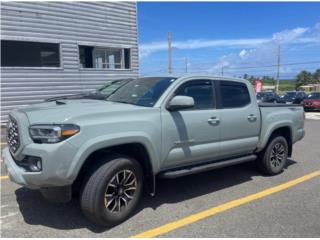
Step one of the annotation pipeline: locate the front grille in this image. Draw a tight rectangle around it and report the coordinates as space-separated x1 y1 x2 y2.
7 116 20 153
304 102 312 106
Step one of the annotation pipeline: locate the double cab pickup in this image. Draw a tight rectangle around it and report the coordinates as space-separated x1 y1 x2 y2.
2 75 305 226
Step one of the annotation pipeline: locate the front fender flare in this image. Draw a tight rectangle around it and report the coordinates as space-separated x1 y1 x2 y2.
66 132 159 182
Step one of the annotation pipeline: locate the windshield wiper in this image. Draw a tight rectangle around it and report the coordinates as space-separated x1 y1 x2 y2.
109 100 133 105
46 93 87 102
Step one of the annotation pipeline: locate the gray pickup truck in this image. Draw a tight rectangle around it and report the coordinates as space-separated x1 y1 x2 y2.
2 75 305 226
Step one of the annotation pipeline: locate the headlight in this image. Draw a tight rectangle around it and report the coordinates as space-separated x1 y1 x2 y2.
29 124 80 143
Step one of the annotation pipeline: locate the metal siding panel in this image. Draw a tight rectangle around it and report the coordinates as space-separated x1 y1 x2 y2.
1 2 139 122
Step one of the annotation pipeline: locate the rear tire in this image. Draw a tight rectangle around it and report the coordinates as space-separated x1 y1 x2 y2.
257 135 288 175
80 155 143 227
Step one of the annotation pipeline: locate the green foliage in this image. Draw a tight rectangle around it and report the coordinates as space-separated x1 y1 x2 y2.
242 74 275 84
313 69 320 83
294 69 320 89
244 69 320 92
278 81 295 91
245 70 320 92
295 70 313 89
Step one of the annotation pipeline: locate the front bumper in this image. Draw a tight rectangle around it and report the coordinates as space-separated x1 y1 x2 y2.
304 106 320 111
2 141 78 189
2 147 35 188
295 128 305 143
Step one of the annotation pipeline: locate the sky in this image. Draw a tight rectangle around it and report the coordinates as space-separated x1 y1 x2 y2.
137 2 320 79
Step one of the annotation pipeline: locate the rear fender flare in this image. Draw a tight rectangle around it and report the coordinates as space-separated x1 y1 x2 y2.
256 121 293 152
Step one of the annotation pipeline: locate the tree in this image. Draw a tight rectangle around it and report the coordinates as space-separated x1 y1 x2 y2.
295 70 313 89
312 69 320 83
248 75 257 84
261 75 275 85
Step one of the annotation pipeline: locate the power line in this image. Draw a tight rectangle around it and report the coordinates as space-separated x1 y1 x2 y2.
201 60 320 70
140 60 320 76
238 60 320 70
167 60 320 73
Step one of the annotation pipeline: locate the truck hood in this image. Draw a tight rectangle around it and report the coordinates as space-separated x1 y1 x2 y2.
279 96 295 101
17 99 147 124
304 99 320 103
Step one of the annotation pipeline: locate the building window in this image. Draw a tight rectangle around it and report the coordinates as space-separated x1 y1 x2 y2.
1 40 60 67
79 45 131 69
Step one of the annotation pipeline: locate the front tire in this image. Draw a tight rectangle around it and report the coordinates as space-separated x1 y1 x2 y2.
257 136 288 175
80 155 143 227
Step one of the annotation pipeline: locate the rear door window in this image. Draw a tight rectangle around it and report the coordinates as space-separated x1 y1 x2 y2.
219 81 251 108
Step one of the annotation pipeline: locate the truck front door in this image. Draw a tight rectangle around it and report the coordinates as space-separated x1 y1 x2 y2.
161 79 221 169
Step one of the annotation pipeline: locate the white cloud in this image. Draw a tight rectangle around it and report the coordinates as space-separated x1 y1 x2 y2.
139 25 320 59
272 27 309 43
239 49 248 59
140 23 320 77
140 38 269 58
205 25 320 76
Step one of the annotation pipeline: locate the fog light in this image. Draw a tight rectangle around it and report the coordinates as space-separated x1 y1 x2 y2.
28 157 42 172
36 160 42 170
17 156 42 172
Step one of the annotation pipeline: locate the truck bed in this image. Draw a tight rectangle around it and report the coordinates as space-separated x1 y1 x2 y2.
256 103 305 151
258 103 302 107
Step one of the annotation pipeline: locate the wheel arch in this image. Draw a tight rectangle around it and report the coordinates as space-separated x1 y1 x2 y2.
67 133 159 195
269 126 293 157
71 140 157 196
258 125 293 157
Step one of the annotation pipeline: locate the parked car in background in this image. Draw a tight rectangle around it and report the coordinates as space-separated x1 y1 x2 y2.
3 75 305 227
46 79 132 102
303 92 320 111
256 91 279 103
277 91 307 104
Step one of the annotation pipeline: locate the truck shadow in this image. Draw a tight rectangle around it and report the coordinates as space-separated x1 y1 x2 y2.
15 159 296 233
139 159 296 210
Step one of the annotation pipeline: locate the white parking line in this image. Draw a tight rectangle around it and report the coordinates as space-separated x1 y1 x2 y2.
305 112 320 120
0 212 18 219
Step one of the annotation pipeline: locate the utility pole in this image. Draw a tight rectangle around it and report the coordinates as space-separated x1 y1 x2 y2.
276 45 281 92
184 57 188 73
168 32 172 74
221 66 224 76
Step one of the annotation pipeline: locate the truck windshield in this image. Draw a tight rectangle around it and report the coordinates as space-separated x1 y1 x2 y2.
106 77 177 107
284 92 296 98
97 79 131 95
307 92 320 99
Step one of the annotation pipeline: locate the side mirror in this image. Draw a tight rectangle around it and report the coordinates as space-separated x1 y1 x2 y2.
167 95 195 111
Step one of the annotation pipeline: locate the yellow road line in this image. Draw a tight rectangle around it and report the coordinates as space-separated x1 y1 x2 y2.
0 142 7 145
0 175 9 180
131 170 320 238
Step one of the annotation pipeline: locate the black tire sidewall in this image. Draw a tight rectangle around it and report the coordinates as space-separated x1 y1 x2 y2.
263 136 288 175
81 156 143 226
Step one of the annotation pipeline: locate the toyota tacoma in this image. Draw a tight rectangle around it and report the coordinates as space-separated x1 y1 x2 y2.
2 75 305 226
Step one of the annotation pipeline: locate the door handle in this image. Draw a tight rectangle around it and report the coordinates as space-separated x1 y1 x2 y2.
248 114 257 122
208 117 220 125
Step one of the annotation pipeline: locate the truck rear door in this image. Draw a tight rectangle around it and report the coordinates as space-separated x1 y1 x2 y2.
217 80 261 158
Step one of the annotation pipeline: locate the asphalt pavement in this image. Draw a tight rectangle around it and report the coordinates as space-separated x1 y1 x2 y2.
0 117 319 237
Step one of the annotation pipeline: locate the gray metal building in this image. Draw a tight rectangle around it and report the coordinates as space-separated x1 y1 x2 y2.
1 1 139 122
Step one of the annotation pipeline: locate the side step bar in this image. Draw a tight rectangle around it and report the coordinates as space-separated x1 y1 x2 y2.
160 154 257 179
